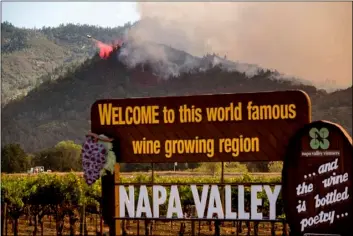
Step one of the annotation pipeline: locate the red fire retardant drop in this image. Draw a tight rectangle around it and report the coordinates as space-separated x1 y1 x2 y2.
96 41 113 59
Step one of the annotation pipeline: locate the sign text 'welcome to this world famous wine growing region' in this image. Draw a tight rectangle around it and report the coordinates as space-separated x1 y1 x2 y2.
91 90 311 163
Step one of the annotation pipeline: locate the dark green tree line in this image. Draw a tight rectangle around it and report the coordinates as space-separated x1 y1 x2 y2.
1 140 82 173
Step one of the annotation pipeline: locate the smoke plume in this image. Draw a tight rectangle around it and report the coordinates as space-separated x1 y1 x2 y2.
124 2 352 90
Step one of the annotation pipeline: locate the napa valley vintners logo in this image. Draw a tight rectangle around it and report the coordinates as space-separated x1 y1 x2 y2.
301 127 340 157
309 128 330 150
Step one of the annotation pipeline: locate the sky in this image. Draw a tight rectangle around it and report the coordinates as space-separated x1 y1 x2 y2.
1 2 140 28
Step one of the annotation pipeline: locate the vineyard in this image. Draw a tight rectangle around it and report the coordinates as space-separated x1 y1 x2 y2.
1 172 287 236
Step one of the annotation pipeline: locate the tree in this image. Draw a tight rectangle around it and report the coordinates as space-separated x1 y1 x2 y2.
54 140 82 171
245 162 269 172
268 161 283 172
33 140 82 172
32 147 62 171
199 163 222 176
1 144 29 173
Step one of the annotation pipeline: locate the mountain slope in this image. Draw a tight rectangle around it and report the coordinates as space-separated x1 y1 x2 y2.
2 47 351 153
1 22 131 104
312 86 352 130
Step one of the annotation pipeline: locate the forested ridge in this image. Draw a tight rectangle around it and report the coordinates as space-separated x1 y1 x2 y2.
1 21 132 104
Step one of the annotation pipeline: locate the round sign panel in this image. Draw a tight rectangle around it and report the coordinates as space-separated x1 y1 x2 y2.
282 120 352 236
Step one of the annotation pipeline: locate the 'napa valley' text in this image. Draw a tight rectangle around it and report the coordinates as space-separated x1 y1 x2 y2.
119 184 281 220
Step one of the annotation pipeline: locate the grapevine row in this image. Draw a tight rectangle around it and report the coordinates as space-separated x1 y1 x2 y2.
1 172 283 235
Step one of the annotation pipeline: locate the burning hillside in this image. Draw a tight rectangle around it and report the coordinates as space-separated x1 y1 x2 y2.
88 35 124 60
90 31 311 88
96 41 113 59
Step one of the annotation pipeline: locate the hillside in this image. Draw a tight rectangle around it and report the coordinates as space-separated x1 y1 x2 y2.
1 22 131 104
2 45 352 153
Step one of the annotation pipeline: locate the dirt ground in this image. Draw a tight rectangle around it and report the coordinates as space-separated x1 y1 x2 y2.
3 215 288 236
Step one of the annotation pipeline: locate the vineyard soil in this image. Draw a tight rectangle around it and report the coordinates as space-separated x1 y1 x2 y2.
5 215 287 235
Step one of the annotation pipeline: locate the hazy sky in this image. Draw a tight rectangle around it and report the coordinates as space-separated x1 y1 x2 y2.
1 2 140 28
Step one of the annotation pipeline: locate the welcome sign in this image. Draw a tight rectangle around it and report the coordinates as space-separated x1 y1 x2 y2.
90 90 312 235
90 90 311 162
89 91 352 236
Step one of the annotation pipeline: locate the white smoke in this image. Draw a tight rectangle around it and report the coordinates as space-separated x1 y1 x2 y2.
116 2 352 89
117 28 266 80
